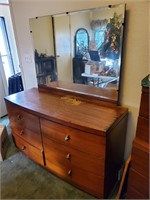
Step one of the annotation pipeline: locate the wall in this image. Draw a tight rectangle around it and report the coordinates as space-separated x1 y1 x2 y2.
9 0 149 160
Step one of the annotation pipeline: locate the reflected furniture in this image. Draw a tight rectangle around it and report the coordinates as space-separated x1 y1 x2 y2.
73 57 86 84
126 75 149 199
5 82 128 198
81 73 118 88
35 56 57 84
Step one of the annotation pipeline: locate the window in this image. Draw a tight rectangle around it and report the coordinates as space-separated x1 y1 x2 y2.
0 0 9 3
0 17 15 83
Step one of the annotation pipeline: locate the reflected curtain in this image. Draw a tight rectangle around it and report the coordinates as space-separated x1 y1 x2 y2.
90 19 108 30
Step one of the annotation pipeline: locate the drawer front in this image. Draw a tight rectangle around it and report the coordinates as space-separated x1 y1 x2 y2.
43 137 105 176
41 118 105 157
131 145 149 177
139 91 149 118
127 168 149 199
136 116 149 142
13 134 44 166
127 185 149 199
8 106 40 135
11 127 42 150
46 159 104 198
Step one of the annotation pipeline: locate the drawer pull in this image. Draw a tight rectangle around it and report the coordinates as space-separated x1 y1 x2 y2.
21 146 26 150
66 153 71 160
68 170 72 176
16 115 22 121
20 130 24 135
65 135 70 141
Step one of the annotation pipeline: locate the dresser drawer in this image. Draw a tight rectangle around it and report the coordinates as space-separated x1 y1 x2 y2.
139 89 149 118
136 116 149 142
46 159 104 197
127 168 149 199
11 127 42 150
7 106 40 135
41 118 105 157
13 134 44 166
43 137 105 176
131 139 149 177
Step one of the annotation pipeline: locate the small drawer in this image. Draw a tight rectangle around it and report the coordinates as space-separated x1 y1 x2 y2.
136 116 149 142
46 160 104 198
43 137 105 176
13 134 44 166
40 118 105 157
8 106 40 134
12 127 42 150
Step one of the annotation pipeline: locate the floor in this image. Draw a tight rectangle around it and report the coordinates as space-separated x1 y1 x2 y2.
0 115 121 199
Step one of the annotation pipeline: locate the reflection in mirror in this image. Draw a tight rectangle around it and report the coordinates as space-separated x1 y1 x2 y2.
75 28 89 58
29 4 125 102
30 16 57 84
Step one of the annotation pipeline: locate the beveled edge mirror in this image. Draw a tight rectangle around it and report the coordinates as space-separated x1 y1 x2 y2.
29 3 126 104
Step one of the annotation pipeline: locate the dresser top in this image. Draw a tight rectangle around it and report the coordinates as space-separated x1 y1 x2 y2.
5 88 127 136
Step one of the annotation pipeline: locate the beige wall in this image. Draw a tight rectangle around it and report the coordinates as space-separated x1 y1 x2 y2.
9 0 149 160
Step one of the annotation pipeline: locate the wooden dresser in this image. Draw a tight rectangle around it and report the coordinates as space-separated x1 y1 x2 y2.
5 81 128 198
126 75 149 199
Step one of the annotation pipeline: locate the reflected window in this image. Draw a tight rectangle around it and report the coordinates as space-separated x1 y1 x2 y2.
94 29 105 49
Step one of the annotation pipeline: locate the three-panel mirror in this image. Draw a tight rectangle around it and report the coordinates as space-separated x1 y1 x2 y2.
29 3 125 101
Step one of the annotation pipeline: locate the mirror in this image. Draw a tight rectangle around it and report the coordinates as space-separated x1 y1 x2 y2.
29 4 125 102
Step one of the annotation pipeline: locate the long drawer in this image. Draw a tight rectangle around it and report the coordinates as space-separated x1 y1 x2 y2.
46 158 104 197
13 134 44 166
43 137 105 176
40 118 105 157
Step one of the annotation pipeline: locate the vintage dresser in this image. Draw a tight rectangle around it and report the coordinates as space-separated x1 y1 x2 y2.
5 81 128 198
126 75 149 199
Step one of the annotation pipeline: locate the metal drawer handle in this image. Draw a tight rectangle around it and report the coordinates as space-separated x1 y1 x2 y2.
16 114 22 121
20 130 24 135
66 153 71 160
21 146 26 150
65 135 70 141
68 170 72 176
